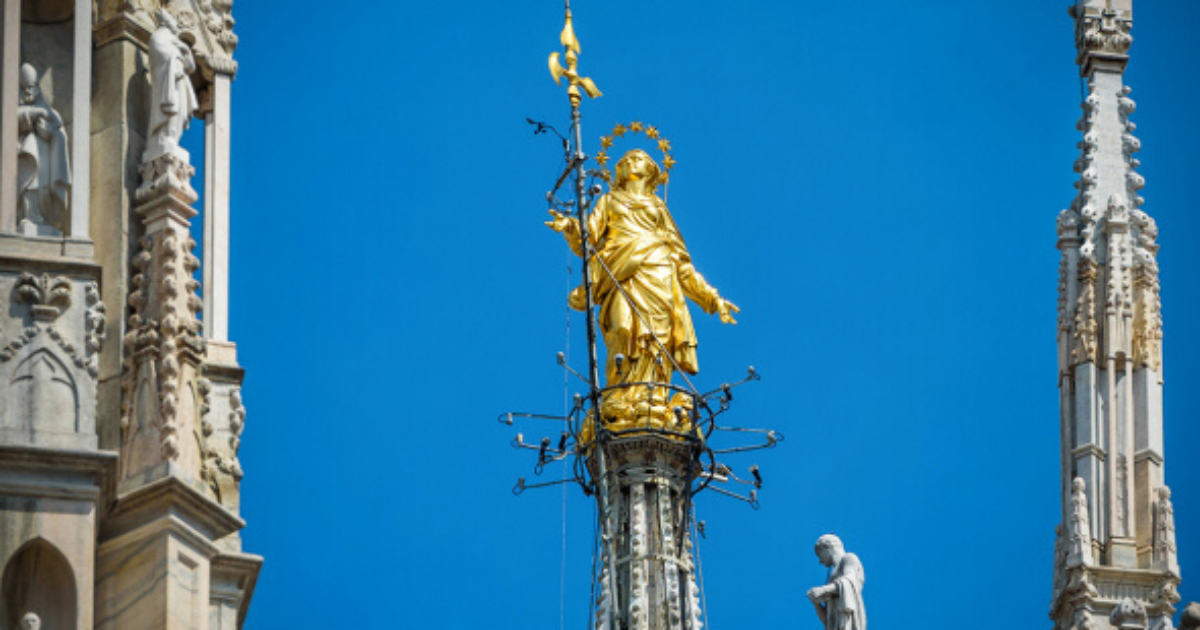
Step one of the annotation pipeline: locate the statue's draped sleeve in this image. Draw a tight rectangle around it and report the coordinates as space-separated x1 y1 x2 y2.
829 554 867 630
661 205 721 315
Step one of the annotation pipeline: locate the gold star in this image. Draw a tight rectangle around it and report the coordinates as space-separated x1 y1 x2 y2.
600 136 613 149
630 121 644 132
658 139 672 153
613 123 627 136
646 126 660 139
662 155 676 170
596 152 609 167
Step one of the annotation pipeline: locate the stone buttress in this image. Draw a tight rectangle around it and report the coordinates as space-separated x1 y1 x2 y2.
0 0 260 627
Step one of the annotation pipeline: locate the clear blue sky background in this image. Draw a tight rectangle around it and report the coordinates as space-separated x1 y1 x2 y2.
199 1 1200 627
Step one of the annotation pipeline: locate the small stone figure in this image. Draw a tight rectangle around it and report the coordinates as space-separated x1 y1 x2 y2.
21 612 41 630
1068 477 1094 567
17 63 70 236
1154 485 1178 574
144 9 198 164
806 534 866 630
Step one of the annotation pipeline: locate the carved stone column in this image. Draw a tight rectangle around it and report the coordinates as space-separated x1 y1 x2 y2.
91 0 155 453
68 0 91 240
118 155 204 491
0 0 19 231
203 72 232 343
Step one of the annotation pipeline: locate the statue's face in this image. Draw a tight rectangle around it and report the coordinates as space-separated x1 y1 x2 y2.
816 545 834 567
22 613 41 630
615 150 660 191
624 151 651 179
19 83 38 105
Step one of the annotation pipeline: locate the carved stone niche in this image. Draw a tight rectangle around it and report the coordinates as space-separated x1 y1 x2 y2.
20 0 72 23
0 270 104 450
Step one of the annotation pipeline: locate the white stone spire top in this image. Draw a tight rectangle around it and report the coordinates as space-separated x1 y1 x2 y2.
1052 2 1183 630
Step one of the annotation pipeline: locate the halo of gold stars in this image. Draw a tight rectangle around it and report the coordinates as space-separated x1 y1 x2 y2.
595 121 675 187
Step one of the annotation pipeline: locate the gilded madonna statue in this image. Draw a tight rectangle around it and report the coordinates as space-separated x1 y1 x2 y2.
547 148 738 430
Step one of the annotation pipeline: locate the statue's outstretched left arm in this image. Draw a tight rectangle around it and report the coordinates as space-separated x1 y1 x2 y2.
677 261 739 324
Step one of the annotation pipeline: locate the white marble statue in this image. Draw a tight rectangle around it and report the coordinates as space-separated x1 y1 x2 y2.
807 534 866 630
17 63 70 236
1155 485 1178 574
21 612 41 630
1068 477 1095 567
144 9 198 164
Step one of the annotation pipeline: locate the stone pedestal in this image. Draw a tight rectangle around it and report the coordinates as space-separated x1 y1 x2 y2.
590 436 704 630
95 477 242 630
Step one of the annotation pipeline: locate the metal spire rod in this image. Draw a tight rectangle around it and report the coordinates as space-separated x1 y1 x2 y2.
547 5 617 625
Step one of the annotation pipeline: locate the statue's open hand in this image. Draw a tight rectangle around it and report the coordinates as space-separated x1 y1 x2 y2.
545 209 573 233
717 298 740 325
807 585 833 602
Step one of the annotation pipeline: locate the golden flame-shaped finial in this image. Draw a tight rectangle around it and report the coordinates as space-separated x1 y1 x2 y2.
548 6 601 107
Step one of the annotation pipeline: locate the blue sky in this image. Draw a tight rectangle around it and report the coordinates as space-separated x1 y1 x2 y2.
208 1 1200 627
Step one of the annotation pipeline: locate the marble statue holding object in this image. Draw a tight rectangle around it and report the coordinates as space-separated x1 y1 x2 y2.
21 612 41 630
144 9 198 164
807 534 866 630
17 63 70 237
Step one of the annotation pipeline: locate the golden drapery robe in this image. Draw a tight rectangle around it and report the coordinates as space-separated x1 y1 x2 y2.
560 188 722 421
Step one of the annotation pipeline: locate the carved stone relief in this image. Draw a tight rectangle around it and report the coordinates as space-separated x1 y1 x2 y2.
0 272 101 446
1111 598 1149 630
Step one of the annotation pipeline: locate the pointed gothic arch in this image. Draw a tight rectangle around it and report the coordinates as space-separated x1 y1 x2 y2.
1 538 77 630
5 346 79 438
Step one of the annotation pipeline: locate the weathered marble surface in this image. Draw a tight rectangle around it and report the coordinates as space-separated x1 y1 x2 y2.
0 266 103 450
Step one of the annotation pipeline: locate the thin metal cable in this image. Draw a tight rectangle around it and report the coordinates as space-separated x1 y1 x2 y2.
561 261 572 630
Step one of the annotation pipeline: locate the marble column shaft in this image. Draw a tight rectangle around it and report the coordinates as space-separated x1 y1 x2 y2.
203 73 232 342
69 0 91 239
0 0 19 231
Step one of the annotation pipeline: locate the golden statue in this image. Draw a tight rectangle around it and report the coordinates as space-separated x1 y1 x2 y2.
547 149 739 431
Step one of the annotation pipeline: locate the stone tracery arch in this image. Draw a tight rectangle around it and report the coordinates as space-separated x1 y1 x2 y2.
1 538 77 630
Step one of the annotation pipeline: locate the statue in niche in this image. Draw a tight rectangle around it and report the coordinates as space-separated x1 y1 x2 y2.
807 534 866 630
1155 485 1178 573
1068 477 1094 567
21 612 41 630
144 9 198 164
17 63 70 237
546 149 739 429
